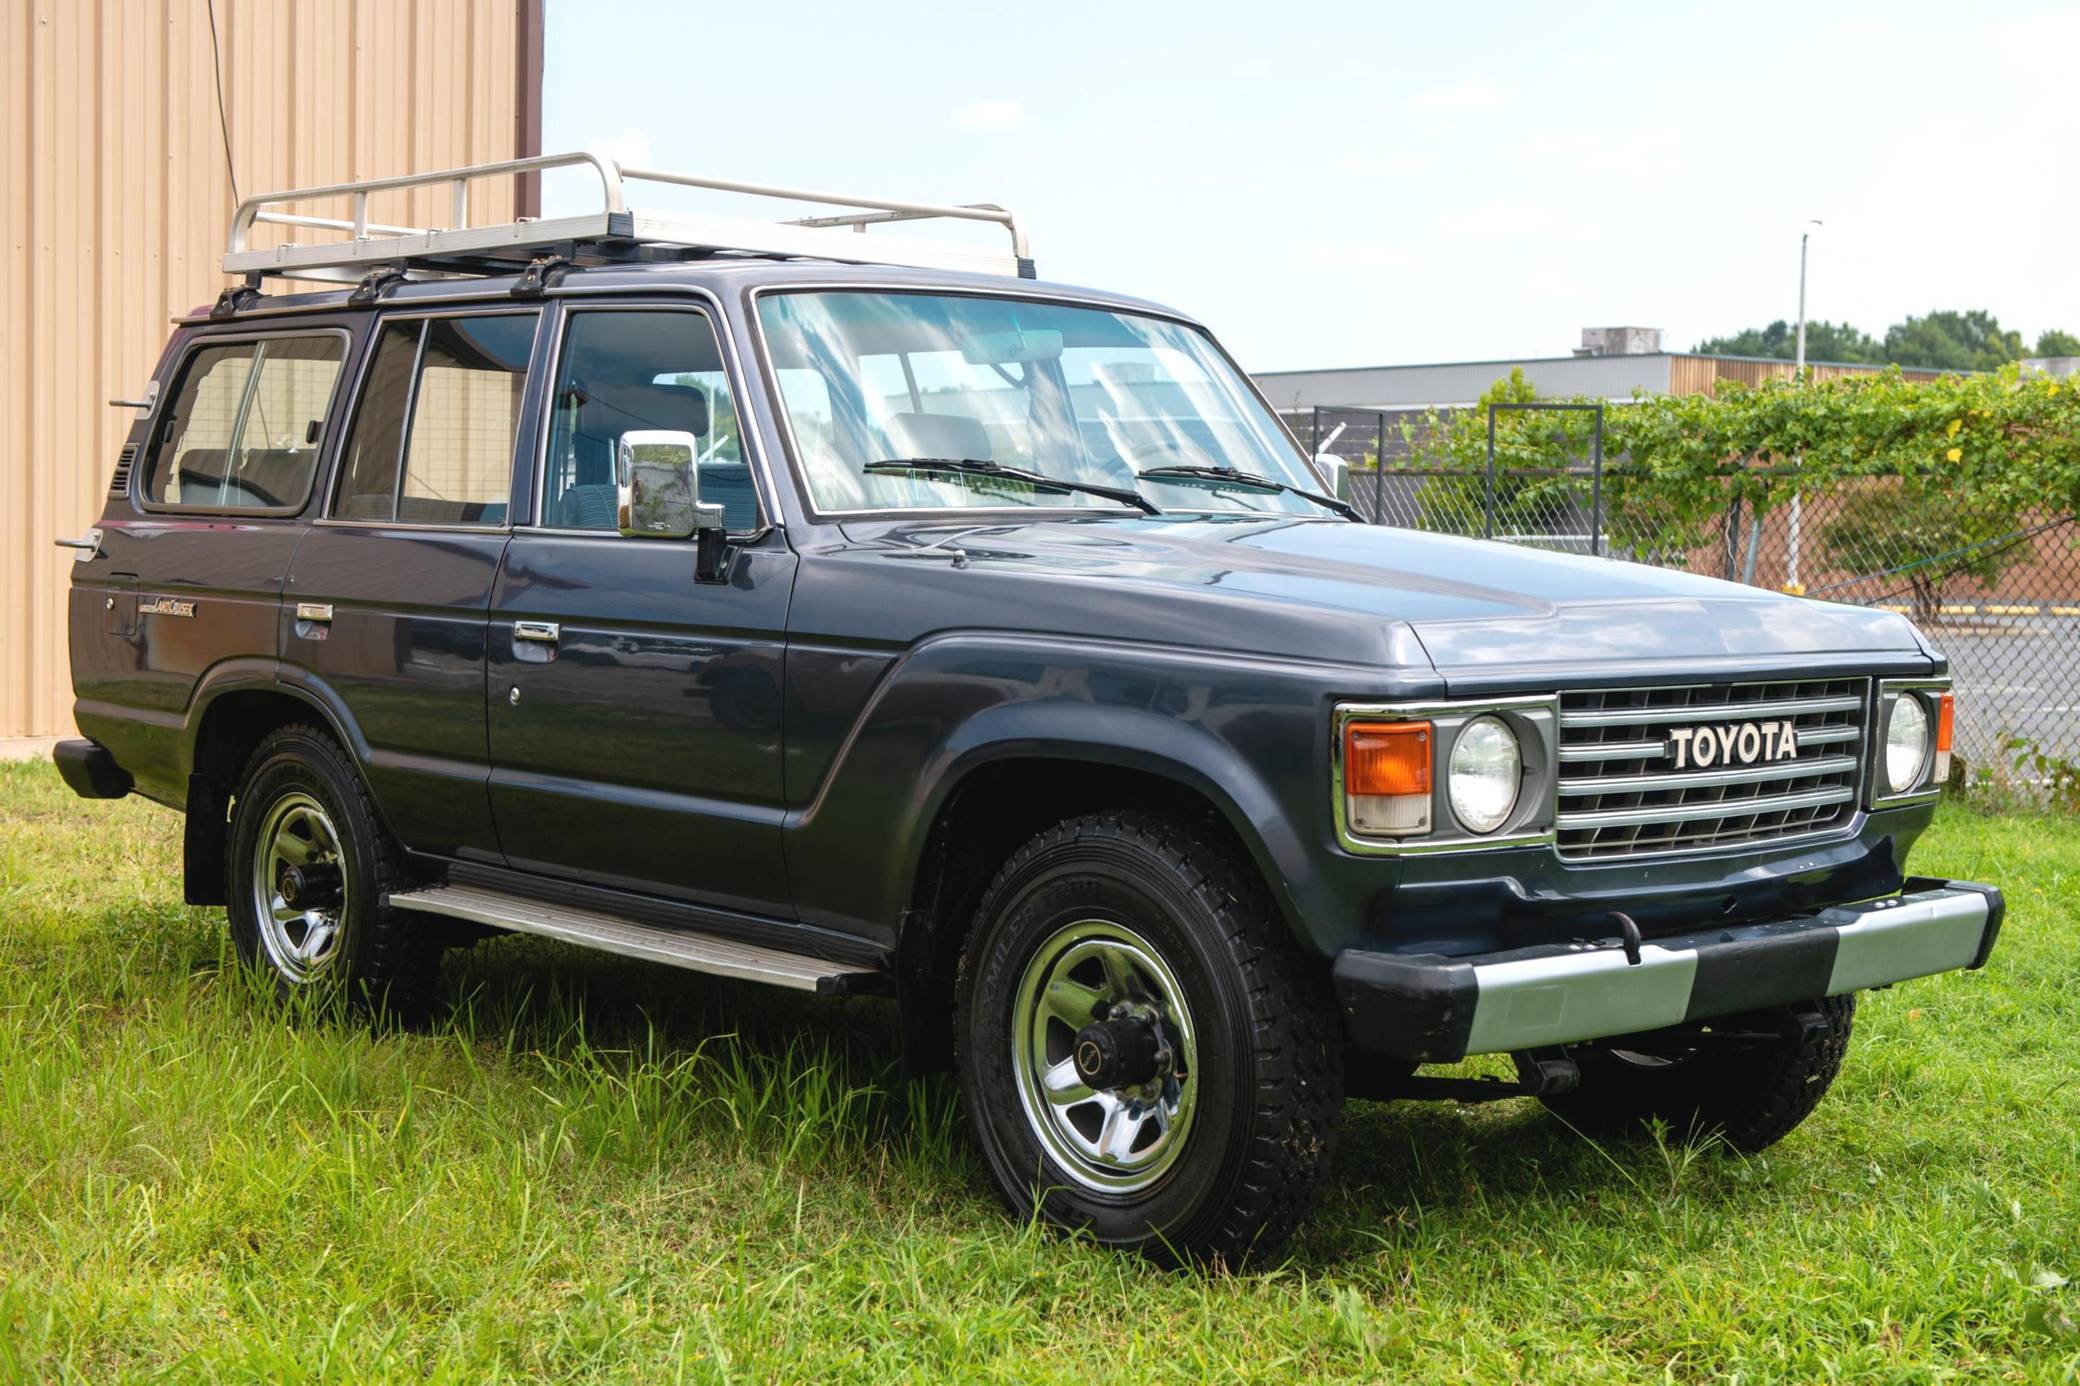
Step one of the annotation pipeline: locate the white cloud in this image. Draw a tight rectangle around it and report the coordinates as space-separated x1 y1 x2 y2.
1409 78 1508 112
589 128 655 171
1433 201 1560 244
1513 128 1682 176
1343 151 1429 176
952 99 1024 131
1302 241 1422 272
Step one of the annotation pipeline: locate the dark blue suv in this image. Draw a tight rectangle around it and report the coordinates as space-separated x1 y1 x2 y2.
54 155 2002 1263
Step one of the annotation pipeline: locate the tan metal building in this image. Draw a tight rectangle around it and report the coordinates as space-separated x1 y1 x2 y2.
2 0 544 749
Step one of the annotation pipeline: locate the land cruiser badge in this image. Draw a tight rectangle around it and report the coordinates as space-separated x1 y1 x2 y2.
139 597 195 619
1668 720 1797 769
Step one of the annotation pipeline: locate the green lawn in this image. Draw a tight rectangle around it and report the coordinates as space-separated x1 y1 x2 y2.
2 761 2076 1382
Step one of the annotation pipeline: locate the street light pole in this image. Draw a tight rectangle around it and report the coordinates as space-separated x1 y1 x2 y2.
1786 219 1822 594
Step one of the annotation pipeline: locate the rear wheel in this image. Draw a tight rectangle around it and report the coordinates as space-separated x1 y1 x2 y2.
1539 995 1856 1153
955 811 1342 1265
225 724 438 1014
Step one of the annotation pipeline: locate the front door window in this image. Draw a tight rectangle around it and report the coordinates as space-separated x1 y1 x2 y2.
542 310 757 532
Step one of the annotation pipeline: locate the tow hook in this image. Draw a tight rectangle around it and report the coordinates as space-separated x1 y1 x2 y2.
1611 910 1643 966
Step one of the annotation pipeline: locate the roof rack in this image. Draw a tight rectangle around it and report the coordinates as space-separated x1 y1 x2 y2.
224 150 1033 285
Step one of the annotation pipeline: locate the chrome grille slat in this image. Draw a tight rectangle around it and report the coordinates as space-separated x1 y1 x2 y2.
1556 677 1867 861
1559 693 1864 727
1557 784 1856 830
1558 752 1858 796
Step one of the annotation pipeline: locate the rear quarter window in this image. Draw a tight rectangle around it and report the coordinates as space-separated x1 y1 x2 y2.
143 334 346 511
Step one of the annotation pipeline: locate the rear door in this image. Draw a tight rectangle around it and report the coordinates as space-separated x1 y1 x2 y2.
281 308 543 862
485 301 796 914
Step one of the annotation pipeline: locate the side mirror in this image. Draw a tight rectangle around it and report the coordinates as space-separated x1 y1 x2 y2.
616 431 725 540
1315 453 1353 503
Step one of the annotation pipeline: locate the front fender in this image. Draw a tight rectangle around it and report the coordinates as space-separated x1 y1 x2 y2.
782 632 1440 954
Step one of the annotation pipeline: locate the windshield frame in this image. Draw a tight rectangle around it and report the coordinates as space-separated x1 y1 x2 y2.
745 282 1335 524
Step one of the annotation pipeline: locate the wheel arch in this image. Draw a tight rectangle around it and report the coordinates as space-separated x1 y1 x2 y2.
893 732 1304 1076
179 675 368 906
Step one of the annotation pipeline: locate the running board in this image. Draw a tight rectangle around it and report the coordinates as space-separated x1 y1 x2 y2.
386 884 886 995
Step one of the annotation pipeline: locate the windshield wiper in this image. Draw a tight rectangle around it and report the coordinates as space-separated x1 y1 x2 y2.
1134 464 1360 521
866 458 1160 515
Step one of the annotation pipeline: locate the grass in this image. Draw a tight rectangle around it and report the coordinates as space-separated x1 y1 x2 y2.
1 761 2077 1382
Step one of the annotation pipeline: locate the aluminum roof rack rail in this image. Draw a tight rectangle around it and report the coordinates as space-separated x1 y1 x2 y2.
224 149 1033 285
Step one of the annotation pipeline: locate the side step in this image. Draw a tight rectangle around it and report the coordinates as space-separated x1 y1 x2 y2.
387 884 886 996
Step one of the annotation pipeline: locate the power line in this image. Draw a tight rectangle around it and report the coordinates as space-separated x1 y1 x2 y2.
206 0 239 206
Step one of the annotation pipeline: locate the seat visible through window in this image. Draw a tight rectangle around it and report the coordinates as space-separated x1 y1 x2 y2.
544 310 758 532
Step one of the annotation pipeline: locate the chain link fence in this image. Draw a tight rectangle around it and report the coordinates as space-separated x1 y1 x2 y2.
1290 405 2080 773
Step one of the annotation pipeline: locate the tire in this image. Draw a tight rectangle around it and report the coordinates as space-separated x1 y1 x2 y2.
954 811 1342 1266
1538 994 1856 1154
225 724 438 1015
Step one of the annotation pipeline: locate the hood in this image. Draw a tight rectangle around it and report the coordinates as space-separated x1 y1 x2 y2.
850 514 1931 686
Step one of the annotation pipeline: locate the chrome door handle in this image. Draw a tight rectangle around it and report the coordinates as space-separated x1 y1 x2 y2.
295 602 334 623
513 620 560 644
55 528 102 560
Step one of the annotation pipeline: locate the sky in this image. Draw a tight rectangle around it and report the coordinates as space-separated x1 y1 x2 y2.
542 0 2080 374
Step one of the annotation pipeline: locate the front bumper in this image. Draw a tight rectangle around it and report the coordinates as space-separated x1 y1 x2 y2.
1334 878 2004 1062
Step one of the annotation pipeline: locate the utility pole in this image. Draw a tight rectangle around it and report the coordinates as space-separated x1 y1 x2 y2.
1785 219 1822 594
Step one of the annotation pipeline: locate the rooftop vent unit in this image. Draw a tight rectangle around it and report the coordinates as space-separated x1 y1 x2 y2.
1574 326 1663 357
221 150 1032 286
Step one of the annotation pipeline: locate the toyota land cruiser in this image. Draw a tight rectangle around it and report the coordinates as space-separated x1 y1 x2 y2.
54 153 2003 1264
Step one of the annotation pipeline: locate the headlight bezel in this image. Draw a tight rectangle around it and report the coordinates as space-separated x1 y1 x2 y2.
1334 697 1557 856
1870 678 1953 808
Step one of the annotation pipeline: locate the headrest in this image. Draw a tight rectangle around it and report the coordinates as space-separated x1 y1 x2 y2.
580 379 710 440
885 410 991 462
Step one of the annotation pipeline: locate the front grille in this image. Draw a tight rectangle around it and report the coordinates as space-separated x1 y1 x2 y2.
1556 677 1867 860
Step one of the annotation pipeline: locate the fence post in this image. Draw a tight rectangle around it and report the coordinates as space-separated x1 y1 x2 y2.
1590 403 1604 557
1484 407 1498 540
1374 410 1386 524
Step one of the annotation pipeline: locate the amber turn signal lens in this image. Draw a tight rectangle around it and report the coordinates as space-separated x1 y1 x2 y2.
1345 721 1432 797
1936 692 1954 753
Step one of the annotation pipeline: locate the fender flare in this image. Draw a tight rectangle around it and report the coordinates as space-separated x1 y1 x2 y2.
894 698 1315 943
182 660 367 783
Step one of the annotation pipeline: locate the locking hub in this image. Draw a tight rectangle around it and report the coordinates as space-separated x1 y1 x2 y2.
279 861 344 911
1072 1014 1165 1090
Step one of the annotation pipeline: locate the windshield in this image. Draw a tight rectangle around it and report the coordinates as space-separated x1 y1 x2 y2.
756 290 1331 517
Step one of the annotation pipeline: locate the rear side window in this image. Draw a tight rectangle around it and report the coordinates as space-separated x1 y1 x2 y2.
145 335 344 510
333 313 538 525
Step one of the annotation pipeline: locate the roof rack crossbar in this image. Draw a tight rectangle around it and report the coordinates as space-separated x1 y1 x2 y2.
224 149 1029 284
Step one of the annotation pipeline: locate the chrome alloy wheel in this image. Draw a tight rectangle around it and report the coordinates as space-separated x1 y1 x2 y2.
1010 920 1198 1193
250 791 349 983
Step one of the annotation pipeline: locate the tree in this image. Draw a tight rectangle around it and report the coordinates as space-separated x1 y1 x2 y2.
1820 481 2029 625
1693 319 1881 364
1882 310 2023 372
2035 328 2080 358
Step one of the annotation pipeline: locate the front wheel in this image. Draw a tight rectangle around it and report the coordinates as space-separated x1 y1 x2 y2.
955 812 1342 1265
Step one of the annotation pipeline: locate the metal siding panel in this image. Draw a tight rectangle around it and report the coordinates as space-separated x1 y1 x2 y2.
4 0 527 737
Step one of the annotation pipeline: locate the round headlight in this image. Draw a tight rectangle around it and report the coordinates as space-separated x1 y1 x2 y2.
1448 716 1521 834
1885 693 1931 793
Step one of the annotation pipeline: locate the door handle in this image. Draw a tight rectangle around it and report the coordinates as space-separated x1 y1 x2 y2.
55 528 102 561
295 602 334 624
513 620 560 644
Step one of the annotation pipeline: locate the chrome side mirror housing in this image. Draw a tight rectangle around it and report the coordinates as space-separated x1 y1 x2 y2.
1316 453 1353 503
616 431 725 540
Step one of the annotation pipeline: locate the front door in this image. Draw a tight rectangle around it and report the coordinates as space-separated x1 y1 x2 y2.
282 309 542 861
486 304 795 915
